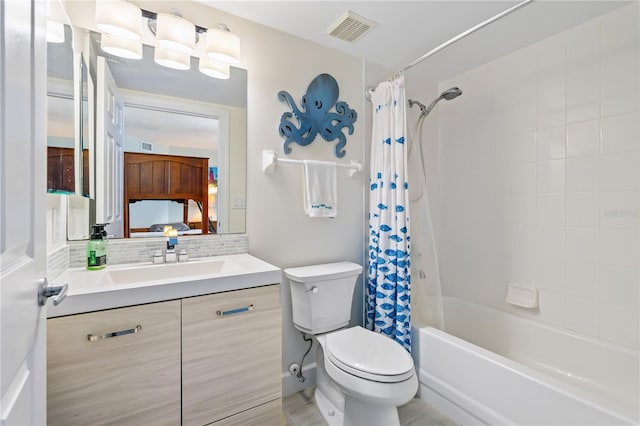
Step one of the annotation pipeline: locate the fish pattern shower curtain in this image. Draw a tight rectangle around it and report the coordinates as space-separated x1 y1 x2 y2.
366 76 412 351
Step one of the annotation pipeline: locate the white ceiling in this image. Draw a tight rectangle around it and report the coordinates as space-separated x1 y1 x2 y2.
125 106 219 151
201 0 630 82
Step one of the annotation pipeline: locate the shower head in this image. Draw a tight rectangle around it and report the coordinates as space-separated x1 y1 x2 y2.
409 87 463 119
441 87 463 101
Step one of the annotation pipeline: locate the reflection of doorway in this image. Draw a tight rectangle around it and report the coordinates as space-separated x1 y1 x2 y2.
123 105 218 236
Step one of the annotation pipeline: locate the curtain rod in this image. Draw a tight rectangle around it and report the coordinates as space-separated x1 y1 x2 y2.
367 0 534 99
400 0 533 73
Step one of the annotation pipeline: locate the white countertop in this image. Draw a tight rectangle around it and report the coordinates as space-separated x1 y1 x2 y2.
48 254 282 318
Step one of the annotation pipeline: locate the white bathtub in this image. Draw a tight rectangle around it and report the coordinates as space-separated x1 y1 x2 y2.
411 297 639 425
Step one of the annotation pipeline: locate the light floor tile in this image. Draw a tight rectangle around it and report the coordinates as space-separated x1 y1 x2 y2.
283 389 458 426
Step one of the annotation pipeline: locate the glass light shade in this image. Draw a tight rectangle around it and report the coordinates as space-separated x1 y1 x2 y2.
95 0 141 40
156 13 196 55
154 45 190 70
199 55 230 79
100 34 142 59
205 27 240 64
46 20 65 43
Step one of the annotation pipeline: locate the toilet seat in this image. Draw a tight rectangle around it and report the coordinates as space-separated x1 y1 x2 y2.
324 326 415 383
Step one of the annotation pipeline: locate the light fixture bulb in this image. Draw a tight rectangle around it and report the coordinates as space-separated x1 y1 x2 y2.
155 13 196 55
100 33 143 60
95 0 142 40
199 54 230 79
154 45 190 70
205 26 240 64
47 20 65 43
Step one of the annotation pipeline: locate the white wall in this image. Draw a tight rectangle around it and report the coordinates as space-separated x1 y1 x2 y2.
436 3 639 349
134 1 366 395
241 19 365 397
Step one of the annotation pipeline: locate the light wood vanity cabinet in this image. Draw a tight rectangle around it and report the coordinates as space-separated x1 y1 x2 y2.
182 285 282 426
47 300 182 426
47 285 282 426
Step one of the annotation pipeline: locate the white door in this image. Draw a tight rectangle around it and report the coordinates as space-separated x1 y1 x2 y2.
0 1 48 425
96 56 124 238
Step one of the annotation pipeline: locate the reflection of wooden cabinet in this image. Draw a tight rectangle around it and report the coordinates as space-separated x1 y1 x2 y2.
47 147 75 193
182 285 282 426
47 300 182 426
82 148 89 196
123 152 209 237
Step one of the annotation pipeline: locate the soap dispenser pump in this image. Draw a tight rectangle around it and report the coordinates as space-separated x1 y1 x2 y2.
87 223 108 270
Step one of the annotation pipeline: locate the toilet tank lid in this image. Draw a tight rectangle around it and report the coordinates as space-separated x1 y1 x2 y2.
284 262 362 282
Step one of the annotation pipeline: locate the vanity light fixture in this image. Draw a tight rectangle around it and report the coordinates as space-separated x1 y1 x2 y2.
154 45 191 70
100 33 143 60
199 53 230 79
95 1 239 78
155 13 196 55
95 0 142 41
205 25 240 64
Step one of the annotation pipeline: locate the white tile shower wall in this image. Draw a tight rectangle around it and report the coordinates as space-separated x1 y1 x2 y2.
438 3 639 348
66 234 248 268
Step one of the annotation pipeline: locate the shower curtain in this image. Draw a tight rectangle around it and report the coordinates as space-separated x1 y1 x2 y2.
366 76 412 351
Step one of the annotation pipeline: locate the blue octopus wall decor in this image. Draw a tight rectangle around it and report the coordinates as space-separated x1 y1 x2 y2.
278 73 357 158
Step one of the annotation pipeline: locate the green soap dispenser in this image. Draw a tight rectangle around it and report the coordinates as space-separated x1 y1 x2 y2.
87 224 108 270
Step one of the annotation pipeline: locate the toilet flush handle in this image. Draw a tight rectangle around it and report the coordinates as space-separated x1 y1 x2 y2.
306 286 319 294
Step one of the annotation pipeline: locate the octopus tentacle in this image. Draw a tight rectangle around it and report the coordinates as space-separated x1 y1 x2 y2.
278 91 304 119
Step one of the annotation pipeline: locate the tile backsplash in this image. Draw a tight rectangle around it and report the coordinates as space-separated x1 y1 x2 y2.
48 234 249 277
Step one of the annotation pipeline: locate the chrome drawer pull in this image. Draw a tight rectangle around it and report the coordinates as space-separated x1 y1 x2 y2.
216 304 254 317
87 325 142 342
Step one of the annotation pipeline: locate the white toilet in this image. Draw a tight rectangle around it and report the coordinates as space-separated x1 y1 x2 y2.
285 262 418 426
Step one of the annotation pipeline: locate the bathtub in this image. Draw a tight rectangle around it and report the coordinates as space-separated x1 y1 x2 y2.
411 297 639 425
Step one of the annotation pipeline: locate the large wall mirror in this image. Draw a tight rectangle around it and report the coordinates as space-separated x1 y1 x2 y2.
58 2 248 240
92 40 247 239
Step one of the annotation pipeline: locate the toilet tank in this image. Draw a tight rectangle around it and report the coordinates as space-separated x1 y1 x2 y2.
285 262 362 335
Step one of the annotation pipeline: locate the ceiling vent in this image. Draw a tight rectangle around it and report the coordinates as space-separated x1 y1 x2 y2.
326 10 377 43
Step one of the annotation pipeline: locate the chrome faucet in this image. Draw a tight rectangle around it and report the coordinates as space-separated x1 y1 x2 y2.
164 243 177 263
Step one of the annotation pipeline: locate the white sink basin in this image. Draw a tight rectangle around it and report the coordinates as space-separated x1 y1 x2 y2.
106 259 238 285
48 254 282 318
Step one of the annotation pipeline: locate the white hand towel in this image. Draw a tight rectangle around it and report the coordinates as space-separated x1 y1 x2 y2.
303 160 337 218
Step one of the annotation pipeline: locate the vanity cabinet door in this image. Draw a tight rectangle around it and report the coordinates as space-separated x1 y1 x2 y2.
182 285 282 426
47 300 181 426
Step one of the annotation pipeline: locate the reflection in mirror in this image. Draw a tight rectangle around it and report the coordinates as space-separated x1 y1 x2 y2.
91 38 246 239
123 106 218 237
47 25 75 195
80 56 90 197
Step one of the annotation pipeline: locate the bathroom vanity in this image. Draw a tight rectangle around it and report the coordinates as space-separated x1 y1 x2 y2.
46 254 282 426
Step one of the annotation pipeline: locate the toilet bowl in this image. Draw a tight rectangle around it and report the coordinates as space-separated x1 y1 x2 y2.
285 262 418 426
317 327 418 425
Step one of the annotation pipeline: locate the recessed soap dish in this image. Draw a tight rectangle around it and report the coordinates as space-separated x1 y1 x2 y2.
505 284 538 309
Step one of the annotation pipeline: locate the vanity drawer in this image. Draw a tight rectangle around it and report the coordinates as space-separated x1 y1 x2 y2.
182 284 282 426
47 300 181 426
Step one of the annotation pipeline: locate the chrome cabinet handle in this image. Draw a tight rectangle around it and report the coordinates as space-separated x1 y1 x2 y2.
87 325 142 342
216 304 254 317
37 278 68 307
